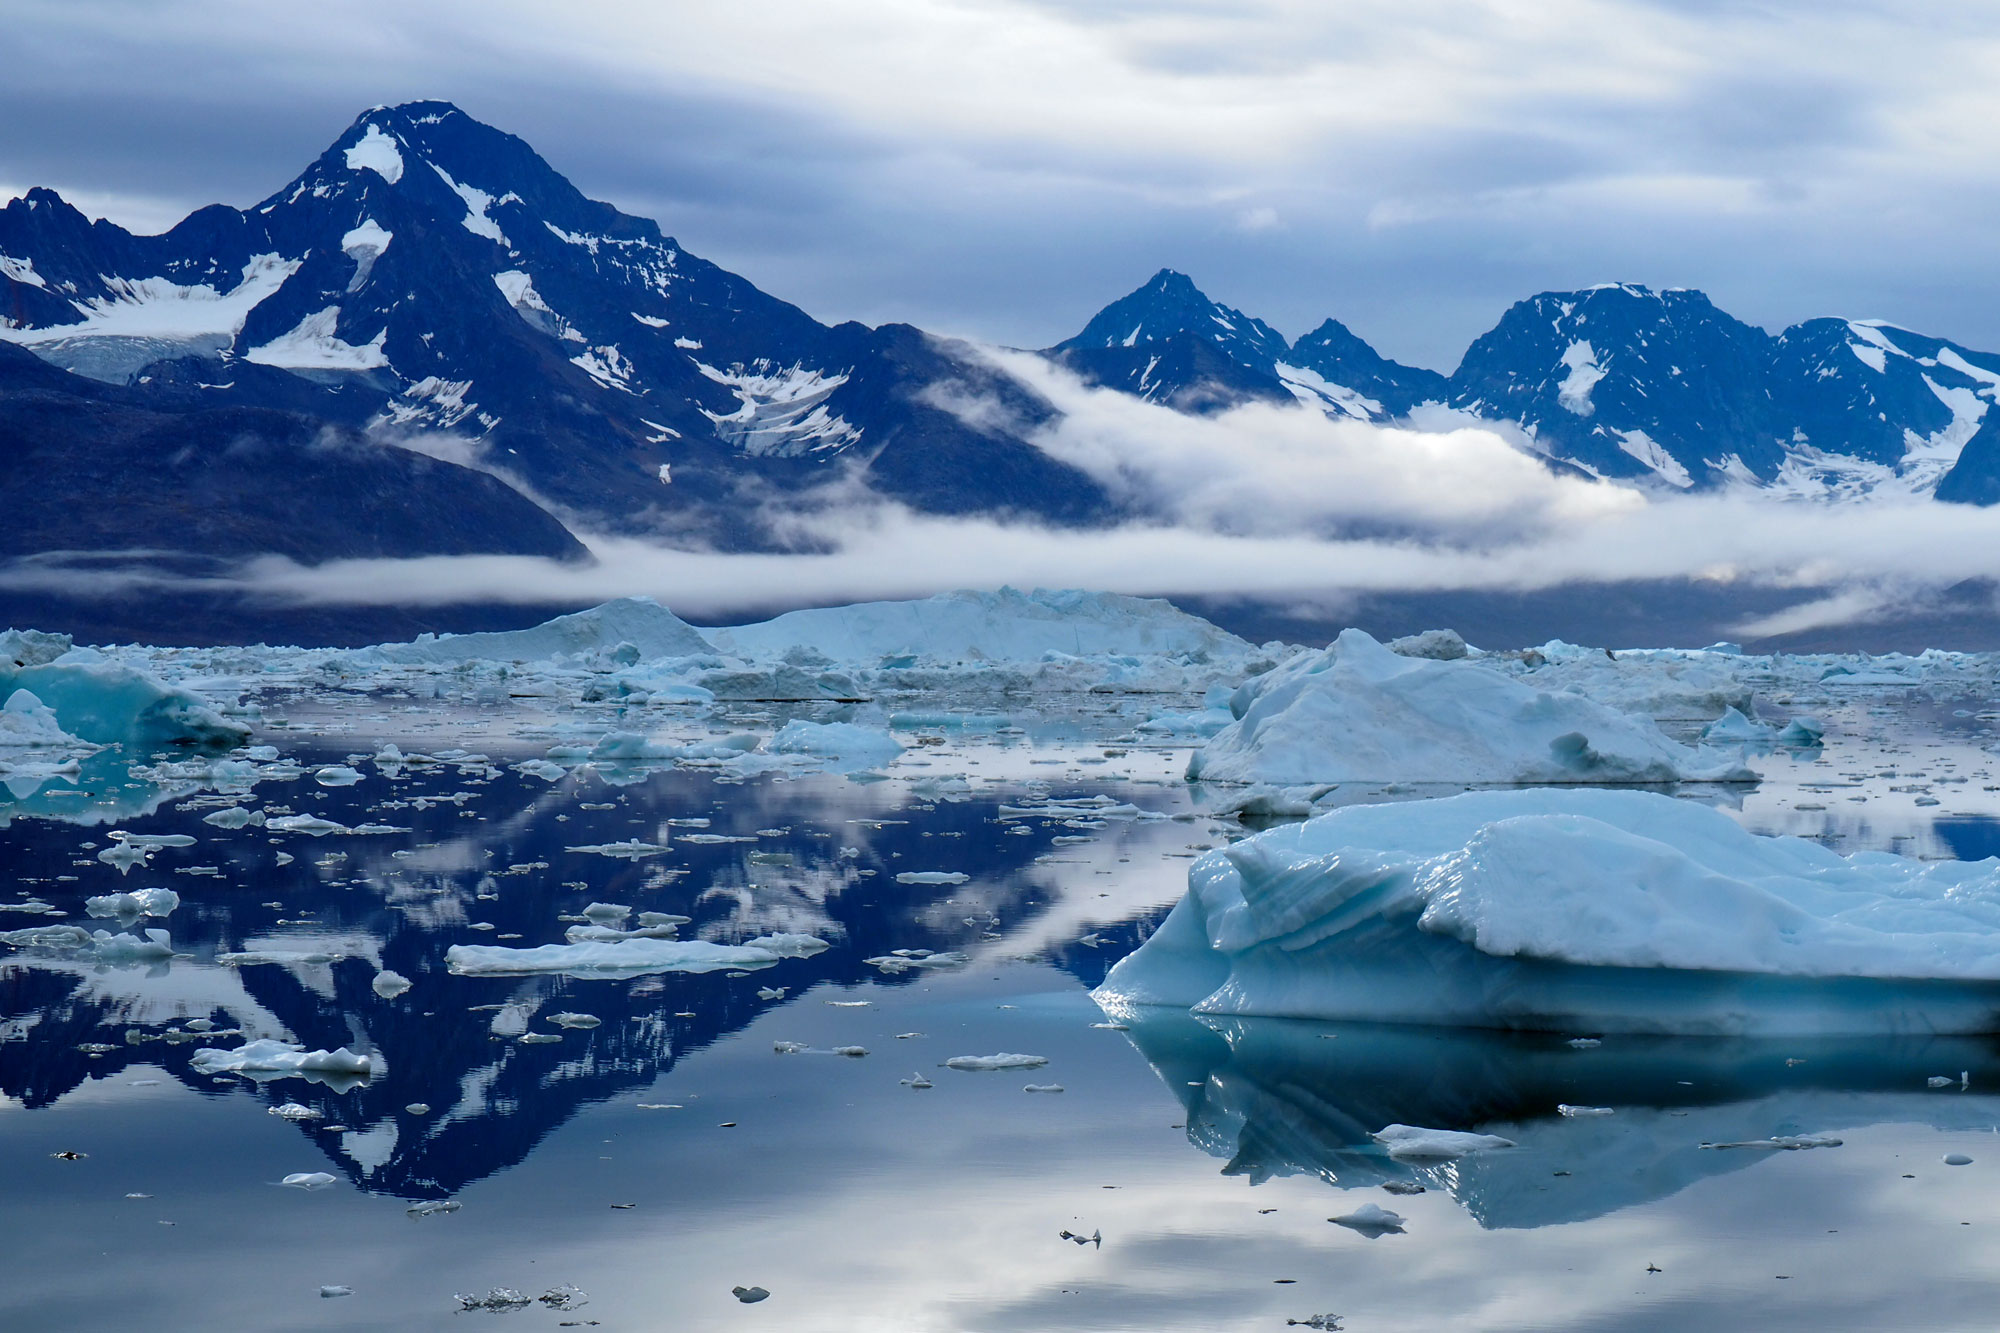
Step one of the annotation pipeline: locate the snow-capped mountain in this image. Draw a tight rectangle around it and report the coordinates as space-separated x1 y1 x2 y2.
5 96 2000 572
1048 273 2000 501
1048 268 1444 420
0 101 1104 542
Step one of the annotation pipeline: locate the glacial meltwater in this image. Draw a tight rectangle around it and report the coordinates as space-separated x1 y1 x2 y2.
9 662 2000 1330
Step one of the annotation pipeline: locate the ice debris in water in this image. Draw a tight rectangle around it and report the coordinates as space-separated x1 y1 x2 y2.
1059 1228 1102 1246
313 764 363 786
0 925 174 962
84 888 179 919
732 1286 771 1304
1700 1135 1843 1151
1024 1083 1065 1093
269 1102 321 1121
1946 1153 1975 1166
1328 1203 1406 1235
1372 1125 1517 1161
1186 629 1752 787
319 1285 352 1298
281 1172 337 1189
945 1053 1048 1071
445 932 828 977
407 1199 461 1218
371 970 412 999
1098 788 2000 1035
549 1012 600 1029
895 871 970 885
1558 1104 1615 1117
900 1073 933 1089
190 1039 375 1078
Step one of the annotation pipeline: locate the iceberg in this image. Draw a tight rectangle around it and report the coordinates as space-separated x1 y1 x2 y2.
445 932 828 977
710 587 1254 665
84 888 180 919
0 657 248 749
189 1039 376 1079
1097 788 2000 1035
367 597 713 664
764 720 903 770
1187 630 1752 786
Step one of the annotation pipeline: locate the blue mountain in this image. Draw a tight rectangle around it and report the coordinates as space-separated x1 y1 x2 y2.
0 101 1107 548
7 95 2000 577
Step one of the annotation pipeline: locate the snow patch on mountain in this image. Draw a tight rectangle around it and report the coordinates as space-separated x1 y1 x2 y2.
1557 340 1605 415
245 307 390 372
431 164 516 246
696 361 860 457
494 271 582 342
344 124 404 184
1274 362 1381 420
0 254 45 288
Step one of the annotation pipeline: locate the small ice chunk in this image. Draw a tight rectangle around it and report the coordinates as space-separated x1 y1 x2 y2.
1328 1203 1406 1234
85 888 180 919
320 1285 353 1298
314 765 363 786
406 1199 460 1217
900 1073 933 1089
946 1053 1048 1071
191 1039 374 1079
1557 1104 1614 1117
281 1172 337 1189
1700 1135 1842 1151
269 1102 321 1121
732 1286 771 1304
1023 1083 1065 1093
549 1012 600 1029
1928 1075 1956 1088
1372 1124 1516 1160
896 871 970 885
371 970 412 999
1945 1153 1974 1166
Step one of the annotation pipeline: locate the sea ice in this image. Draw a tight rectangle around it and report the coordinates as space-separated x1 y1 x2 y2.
0 658 248 748
1188 630 1752 787
1097 788 2000 1034
190 1039 376 1078
1373 1125 1518 1160
444 933 828 977
368 597 712 665
84 888 179 919
945 1053 1049 1071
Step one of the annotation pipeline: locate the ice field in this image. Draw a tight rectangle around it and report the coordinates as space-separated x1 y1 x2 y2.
10 591 2000 1329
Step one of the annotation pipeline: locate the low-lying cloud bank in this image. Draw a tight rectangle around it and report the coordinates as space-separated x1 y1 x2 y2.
6 357 1996 638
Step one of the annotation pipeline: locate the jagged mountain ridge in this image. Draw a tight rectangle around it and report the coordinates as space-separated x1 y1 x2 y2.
0 101 1107 545
3 97 1999 550
1057 271 2000 500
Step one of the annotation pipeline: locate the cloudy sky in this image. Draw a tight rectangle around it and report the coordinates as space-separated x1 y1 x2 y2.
5 0 1997 370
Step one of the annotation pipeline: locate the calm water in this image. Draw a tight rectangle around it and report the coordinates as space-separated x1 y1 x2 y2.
7 688 2000 1330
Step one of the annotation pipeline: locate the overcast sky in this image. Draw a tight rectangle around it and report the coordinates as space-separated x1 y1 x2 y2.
3 0 1996 370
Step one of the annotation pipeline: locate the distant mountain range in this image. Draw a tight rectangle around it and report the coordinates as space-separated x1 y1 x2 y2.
5 99 2000 569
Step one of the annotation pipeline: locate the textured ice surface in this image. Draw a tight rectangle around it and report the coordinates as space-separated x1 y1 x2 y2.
446 932 829 977
712 587 1256 665
1188 630 1752 786
190 1039 375 1078
0 658 247 749
1099 788 2000 1034
367 597 713 664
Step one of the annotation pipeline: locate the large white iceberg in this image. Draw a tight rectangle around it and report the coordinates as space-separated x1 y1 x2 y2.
711 587 1254 665
1097 788 2000 1035
367 597 714 664
1187 630 1751 786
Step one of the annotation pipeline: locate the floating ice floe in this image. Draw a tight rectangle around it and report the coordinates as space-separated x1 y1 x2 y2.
190 1039 376 1079
0 924 175 962
1328 1202 1406 1235
1097 788 2000 1035
945 1053 1049 1071
444 932 828 977
0 654 248 748
1373 1125 1518 1160
84 888 180 919
1188 630 1753 787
